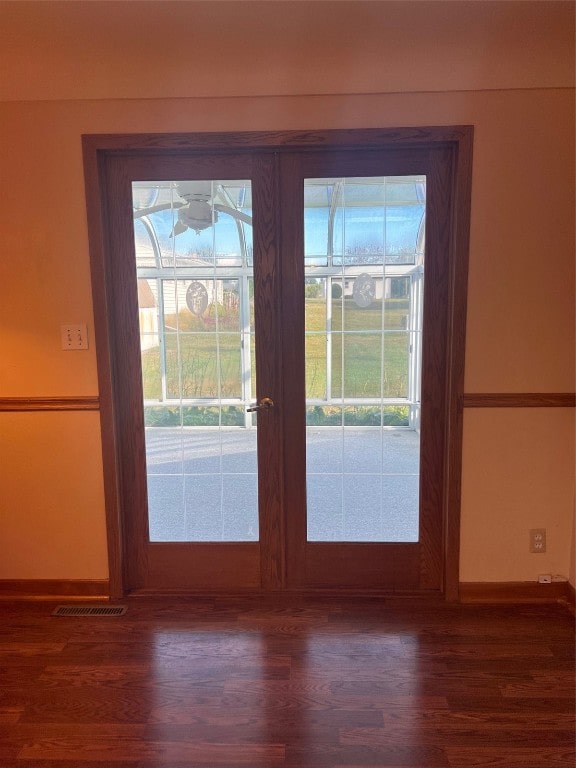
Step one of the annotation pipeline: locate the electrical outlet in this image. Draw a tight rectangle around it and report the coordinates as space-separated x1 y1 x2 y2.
529 528 546 553
538 574 552 584
61 324 88 350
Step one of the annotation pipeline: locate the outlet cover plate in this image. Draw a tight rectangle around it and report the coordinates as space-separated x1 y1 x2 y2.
61 324 88 350
529 528 546 553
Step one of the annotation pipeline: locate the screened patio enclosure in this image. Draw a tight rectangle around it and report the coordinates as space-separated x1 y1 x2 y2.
132 176 425 544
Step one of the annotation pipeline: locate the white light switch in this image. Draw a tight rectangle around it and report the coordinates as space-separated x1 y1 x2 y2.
61 324 88 350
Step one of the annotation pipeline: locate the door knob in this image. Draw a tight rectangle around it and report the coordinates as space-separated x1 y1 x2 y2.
246 397 274 413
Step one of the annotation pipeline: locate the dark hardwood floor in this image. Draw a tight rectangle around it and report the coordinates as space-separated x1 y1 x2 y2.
0 596 574 767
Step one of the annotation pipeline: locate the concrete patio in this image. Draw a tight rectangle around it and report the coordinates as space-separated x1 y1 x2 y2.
145 427 420 543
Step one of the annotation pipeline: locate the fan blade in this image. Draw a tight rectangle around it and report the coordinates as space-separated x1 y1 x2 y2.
213 204 252 225
170 220 188 238
134 202 185 219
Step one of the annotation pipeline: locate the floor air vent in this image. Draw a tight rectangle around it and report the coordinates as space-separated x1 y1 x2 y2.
52 605 127 617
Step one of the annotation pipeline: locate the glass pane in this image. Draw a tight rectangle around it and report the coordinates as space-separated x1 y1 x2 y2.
341 333 382 399
132 180 251 269
383 332 409 398
304 204 330 265
305 177 425 267
141 342 161 400
305 278 327 400
133 179 257 542
384 277 410 328
304 175 425 543
305 334 326 400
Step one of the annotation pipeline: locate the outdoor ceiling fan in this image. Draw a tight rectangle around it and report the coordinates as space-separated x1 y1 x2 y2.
133 181 252 236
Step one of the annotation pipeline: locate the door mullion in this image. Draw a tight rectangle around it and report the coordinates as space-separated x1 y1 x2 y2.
252 152 285 591
278 152 308 587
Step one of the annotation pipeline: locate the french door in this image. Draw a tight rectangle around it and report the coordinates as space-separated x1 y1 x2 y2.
85 128 472 596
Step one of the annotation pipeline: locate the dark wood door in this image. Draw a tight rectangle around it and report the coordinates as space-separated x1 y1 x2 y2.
279 148 452 592
101 151 284 592
86 128 471 596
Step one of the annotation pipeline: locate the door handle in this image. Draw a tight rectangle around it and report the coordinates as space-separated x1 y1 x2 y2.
246 397 274 413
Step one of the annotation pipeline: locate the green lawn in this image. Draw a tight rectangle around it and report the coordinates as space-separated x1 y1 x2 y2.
305 298 409 399
142 297 411 407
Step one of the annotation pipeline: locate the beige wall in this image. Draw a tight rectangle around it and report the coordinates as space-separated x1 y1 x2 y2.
1 1 574 584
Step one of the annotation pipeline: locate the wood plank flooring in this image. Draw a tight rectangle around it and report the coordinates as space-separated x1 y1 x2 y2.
0 597 574 767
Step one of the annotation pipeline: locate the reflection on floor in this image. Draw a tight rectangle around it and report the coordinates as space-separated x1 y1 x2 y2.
3 598 574 766
145 428 420 543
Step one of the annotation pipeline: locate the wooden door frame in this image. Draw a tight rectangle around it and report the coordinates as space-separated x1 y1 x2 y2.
83 127 473 600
